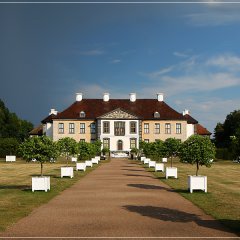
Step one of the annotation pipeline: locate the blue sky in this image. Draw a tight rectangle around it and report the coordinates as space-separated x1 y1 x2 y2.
1 1 240 134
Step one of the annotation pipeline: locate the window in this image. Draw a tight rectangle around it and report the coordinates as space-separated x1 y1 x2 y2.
154 111 160 118
90 123 96 134
155 123 160 134
58 123 64 134
80 139 85 143
144 123 149 134
165 123 171 134
130 138 137 149
144 139 149 143
130 121 137 134
176 123 182 134
103 138 110 149
80 123 85 134
80 111 85 118
103 121 110 134
114 121 125 136
90 139 95 143
69 123 75 134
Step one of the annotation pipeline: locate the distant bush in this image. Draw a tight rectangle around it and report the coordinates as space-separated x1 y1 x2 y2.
0 138 20 157
216 148 233 160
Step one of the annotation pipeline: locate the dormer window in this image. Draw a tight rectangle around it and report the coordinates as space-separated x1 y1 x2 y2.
80 111 85 118
154 111 160 118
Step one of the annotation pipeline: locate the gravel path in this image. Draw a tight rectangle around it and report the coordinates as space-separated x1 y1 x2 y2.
1 158 238 238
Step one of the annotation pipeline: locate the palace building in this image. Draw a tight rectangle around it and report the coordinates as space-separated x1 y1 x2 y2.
36 92 210 153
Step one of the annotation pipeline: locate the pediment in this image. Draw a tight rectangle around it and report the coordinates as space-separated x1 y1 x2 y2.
98 108 138 119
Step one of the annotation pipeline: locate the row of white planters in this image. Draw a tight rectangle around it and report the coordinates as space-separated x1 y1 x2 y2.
32 156 101 192
6 155 16 162
140 156 207 193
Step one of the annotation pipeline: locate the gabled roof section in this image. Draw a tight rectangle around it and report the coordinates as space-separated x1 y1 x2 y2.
196 124 211 136
183 114 198 124
41 99 187 122
29 125 43 136
98 108 139 119
41 114 58 124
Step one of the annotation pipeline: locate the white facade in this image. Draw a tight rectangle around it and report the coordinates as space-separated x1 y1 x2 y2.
100 119 139 151
43 123 53 138
186 124 195 138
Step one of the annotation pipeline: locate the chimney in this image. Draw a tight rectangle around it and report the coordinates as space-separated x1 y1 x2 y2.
49 108 58 115
76 93 82 102
103 93 110 102
183 109 190 116
157 93 164 102
129 93 136 102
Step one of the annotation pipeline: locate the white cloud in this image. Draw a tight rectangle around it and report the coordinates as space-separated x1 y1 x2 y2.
79 49 105 56
111 59 121 64
173 51 189 58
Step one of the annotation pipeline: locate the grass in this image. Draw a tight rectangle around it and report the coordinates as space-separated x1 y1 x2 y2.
0 157 109 232
140 158 240 234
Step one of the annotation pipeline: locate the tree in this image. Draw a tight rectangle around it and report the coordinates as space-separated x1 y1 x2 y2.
179 135 215 176
230 135 240 159
57 137 78 165
164 138 181 167
92 140 102 156
0 138 20 157
19 136 58 176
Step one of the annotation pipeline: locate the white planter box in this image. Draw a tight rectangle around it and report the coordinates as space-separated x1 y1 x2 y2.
6 155 16 162
162 157 168 163
91 158 99 164
148 161 156 168
144 158 150 164
95 156 100 161
71 157 77 162
61 167 74 178
155 163 164 172
140 157 146 162
32 176 50 192
166 167 178 179
188 175 207 193
76 162 86 171
85 160 93 167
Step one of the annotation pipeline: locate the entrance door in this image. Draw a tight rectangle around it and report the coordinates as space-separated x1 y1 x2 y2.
117 140 123 151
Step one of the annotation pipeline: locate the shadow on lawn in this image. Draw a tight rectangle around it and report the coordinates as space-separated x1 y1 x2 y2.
123 205 238 235
0 185 31 190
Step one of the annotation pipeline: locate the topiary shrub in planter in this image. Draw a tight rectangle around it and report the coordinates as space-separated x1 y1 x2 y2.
179 135 215 193
57 137 78 178
164 138 181 179
19 136 59 192
130 148 138 160
102 147 110 160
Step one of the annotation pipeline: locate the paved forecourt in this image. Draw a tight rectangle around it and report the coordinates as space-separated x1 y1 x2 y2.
1 158 237 238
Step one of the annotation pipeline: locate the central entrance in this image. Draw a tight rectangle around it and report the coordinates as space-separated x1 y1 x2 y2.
117 140 123 151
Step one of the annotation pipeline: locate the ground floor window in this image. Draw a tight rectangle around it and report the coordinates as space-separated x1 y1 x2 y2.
144 139 149 143
130 138 137 149
103 138 110 149
80 139 85 143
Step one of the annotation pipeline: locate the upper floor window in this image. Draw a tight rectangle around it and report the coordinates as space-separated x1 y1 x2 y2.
130 121 137 134
80 111 85 118
90 123 96 134
165 123 171 134
176 123 182 134
144 123 149 134
80 123 85 134
69 123 75 134
103 121 110 134
58 123 64 134
114 121 125 136
154 111 160 118
155 123 160 134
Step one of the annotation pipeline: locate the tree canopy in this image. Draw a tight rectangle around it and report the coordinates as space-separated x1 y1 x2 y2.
0 99 33 141
164 138 181 167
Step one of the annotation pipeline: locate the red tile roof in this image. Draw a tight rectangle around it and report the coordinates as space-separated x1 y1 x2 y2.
183 114 198 124
196 123 211 136
29 125 43 136
41 99 187 122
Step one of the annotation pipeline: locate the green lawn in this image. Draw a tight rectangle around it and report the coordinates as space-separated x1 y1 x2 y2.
140 158 240 234
0 157 107 232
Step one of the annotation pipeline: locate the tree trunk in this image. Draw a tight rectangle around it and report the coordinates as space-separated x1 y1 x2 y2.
196 161 199 176
41 162 43 177
171 156 173 168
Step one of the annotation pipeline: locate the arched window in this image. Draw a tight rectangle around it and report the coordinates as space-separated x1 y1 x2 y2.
80 111 85 118
154 111 160 118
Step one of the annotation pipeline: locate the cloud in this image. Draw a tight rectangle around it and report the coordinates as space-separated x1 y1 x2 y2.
111 59 121 64
79 49 105 56
173 51 189 58
185 4 240 26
